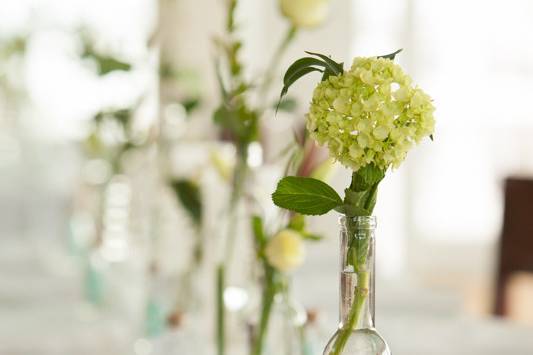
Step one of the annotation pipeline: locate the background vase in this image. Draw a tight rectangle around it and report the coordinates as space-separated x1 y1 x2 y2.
248 283 307 355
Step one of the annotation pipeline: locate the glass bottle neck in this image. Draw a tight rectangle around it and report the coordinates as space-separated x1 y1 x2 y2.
339 261 375 329
338 216 376 330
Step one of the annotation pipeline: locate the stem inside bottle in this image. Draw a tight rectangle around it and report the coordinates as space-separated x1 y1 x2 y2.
328 216 376 355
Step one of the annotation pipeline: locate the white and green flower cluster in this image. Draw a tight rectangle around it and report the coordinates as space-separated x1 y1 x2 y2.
307 56 435 171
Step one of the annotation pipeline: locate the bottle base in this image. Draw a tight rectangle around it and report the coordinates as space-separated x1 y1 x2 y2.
323 327 391 355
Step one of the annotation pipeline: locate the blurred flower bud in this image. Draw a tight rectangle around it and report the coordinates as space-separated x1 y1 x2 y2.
265 229 305 272
210 149 234 182
280 0 330 28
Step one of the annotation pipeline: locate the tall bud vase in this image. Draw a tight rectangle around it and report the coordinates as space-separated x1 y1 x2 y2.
323 216 390 355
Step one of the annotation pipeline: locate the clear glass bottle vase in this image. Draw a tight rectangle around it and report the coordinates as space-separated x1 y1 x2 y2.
323 216 390 355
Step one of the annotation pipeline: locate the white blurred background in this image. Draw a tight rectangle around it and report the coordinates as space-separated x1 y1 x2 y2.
2 0 533 354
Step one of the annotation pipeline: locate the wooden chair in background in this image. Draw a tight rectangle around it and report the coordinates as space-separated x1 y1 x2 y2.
494 177 533 317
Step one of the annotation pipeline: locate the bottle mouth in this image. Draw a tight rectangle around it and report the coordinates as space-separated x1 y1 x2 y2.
338 215 377 229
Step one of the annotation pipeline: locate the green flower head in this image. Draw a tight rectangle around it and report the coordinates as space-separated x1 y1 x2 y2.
306 56 435 171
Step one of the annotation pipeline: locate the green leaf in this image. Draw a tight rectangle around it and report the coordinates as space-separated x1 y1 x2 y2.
275 97 298 113
214 103 259 144
342 171 381 217
170 179 202 226
93 108 132 128
159 61 176 80
304 51 344 76
282 57 328 86
430 134 434 141
232 82 251 98
276 52 345 113
340 187 379 216
96 56 131 75
341 165 384 217
364 186 378 212
276 57 328 113
280 66 323 99
82 47 131 75
213 105 241 135
113 109 132 127
378 49 403 60
182 97 201 114
213 105 230 124
335 204 370 217
272 176 342 216
343 189 371 212
350 164 385 192
321 69 336 82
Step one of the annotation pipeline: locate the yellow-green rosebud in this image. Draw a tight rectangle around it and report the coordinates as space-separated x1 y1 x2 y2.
265 229 305 272
279 0 330 28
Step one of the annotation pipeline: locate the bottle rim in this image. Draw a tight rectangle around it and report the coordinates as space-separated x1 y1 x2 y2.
338 215 377 229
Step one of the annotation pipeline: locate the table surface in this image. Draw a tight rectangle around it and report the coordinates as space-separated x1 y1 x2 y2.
1 240 533 355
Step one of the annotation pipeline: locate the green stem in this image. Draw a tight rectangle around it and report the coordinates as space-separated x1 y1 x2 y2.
250 146 300 355
215 1 247 352
225 157 247 261
226 0 238 32
328 180 378 355
216 265 225 355
363 183 379 211
192 226 204 269
216 157 248 355
215 8 296 355
251 267 276 355
328 270 369 355
215 211 236 355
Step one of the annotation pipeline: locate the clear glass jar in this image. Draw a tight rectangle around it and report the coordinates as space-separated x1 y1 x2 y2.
323 216 390 355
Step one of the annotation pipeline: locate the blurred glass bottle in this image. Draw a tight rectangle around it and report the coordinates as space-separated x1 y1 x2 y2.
248 278 307 355
301 309 329 355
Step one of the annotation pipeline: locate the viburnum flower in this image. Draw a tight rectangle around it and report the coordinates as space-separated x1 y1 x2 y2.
279 0 330 28
273 50 436 355
265 229 305 272
306 56 435 171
